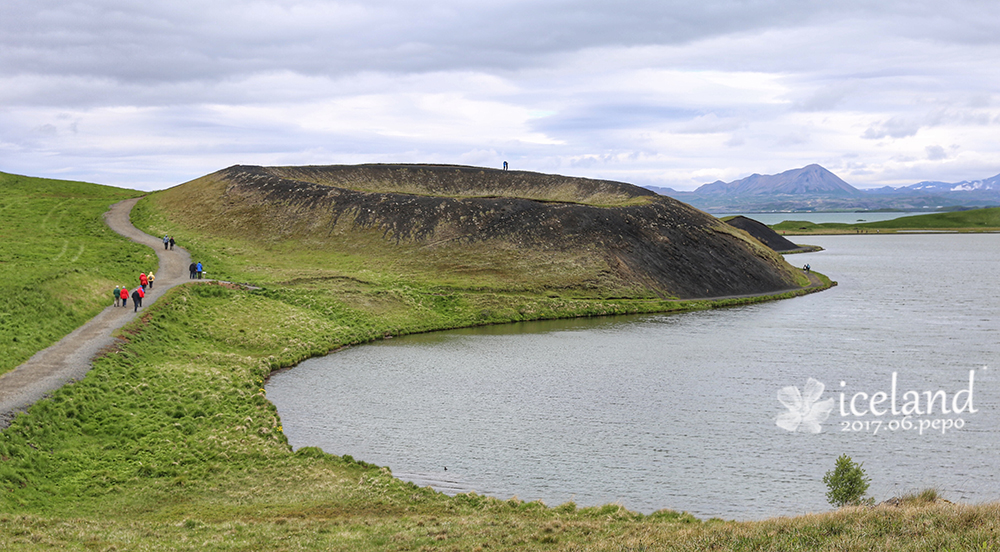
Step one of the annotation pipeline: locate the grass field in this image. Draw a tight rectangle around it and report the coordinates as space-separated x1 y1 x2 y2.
2 175 994 550
771 207 1000 234
0 172 147 375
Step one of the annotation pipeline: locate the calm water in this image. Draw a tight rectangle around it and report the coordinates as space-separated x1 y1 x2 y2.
268 234 1000 520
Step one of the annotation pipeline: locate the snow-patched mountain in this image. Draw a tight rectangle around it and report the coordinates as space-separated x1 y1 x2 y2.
866 173 1000 195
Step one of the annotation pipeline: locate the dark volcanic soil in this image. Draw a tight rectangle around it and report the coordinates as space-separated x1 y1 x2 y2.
173 164 802 299
725 215 801 252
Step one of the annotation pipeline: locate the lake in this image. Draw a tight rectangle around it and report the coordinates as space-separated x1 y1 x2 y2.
267 234 1000 520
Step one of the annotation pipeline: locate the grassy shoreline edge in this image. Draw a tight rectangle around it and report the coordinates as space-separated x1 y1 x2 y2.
3 178 997 550
6 274 998 551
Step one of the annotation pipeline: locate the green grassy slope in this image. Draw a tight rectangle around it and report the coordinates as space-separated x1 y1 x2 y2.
5 170 988 551
0 277 988 551
0 172 147 375
772 207 1000 234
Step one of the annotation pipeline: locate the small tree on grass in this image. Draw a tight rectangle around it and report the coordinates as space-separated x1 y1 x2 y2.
823 454 871 507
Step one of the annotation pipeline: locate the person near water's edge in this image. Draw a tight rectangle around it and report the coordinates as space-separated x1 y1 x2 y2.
120 286 129 307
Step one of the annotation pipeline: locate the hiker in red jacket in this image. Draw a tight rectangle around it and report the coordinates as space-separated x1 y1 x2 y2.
140 272 148 290
120 286 129 308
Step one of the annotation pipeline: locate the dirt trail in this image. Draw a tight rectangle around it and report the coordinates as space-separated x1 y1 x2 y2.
0 197 192 429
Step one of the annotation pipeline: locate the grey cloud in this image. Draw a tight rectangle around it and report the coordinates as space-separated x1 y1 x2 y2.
862 117 921 140
675 114 745 134
7 0 975 87
792 83 855 112
863 108 998 140
530 103 699 134
925 145 947 160
4 0 1000 190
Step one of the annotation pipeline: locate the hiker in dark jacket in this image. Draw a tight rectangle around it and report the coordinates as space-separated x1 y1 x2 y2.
189 262 197 279
132 288 142 312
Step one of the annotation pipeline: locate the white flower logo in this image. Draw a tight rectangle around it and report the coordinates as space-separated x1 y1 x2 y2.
776 378 835 433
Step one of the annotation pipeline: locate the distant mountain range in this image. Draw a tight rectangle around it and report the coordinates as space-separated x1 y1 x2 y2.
647 165 1000 212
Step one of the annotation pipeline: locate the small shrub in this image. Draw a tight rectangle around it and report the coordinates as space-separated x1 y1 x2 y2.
823 454 871 507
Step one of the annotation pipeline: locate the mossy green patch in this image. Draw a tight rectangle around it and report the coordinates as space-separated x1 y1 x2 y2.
0 172 147 375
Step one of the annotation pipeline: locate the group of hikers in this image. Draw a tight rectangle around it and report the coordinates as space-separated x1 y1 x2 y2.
111 235 207 311
112 271 154 312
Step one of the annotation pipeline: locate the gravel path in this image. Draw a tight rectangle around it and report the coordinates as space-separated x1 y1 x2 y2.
0 197 192 429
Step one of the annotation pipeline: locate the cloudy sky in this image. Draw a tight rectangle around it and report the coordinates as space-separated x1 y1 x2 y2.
2 1 999 191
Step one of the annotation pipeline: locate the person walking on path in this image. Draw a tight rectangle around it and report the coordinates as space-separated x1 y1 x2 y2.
0 197 196 427
196 261 203 279
189 262 197 279
131 288 142 312
169 237 175 250
148 272 155 289
121 285 129 308
163 235 169 250
139 272 148 290
113 286 121 307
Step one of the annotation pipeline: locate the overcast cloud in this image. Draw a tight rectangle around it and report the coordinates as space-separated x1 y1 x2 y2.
2 0 999 191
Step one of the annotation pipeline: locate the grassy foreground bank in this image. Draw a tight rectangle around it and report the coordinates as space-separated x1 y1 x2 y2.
772 206 1000 235
0 172 147 376
1 181 995 550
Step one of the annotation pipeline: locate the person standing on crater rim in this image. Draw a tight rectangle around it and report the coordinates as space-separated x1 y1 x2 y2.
503 161 508 171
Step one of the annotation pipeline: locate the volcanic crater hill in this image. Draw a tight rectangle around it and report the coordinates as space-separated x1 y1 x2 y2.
155 164 804 299
724 216 801 253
